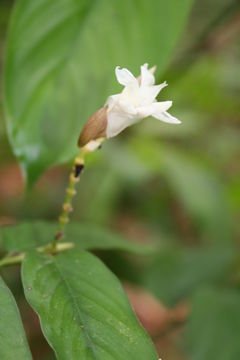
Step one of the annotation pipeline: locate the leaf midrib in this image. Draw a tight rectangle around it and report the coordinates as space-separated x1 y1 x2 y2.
51 257 98 360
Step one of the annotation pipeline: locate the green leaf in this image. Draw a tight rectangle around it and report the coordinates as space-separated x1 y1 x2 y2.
142 245 235 306
131 139 234 244
22 250 158 359
185 288 240 360
0 276 32 360
162 150 234 244
4 0 193 184
1 221 154 254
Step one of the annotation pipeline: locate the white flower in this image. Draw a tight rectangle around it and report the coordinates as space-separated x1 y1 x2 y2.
105 63 181 138
78 63 181 147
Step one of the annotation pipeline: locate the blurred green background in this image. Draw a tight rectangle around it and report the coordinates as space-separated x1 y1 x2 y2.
0 0 240 359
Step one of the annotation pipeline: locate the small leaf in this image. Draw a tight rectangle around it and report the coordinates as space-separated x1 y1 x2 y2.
22 250 158 359
0 276 32 360
4 0 193 184
1 221 154 254
185 288 240 360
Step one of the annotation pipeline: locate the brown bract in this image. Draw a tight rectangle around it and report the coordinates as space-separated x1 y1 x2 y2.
78 106 108 147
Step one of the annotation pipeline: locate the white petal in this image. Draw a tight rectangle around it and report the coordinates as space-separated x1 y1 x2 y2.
153 111 181 124
121 83 140 104
140 63 155 87
118 100 137 115
138 82 168 105
106 94 120 110
106 110 139 138
137 101 172 118
115 66 138 87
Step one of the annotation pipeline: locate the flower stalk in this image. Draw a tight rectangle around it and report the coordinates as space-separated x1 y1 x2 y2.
53 139 104 246
53 150 85 244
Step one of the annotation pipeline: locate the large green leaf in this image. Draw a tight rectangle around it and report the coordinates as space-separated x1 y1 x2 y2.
0 276 32 360
185 288 240 360
4 0 193 184
1 221 154 254
22 250 158 359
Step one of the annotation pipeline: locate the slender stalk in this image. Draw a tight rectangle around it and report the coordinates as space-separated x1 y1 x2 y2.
53 139 104 246
53 149 86 245
0 140 104 269
0 242 74 268
0 253 25 268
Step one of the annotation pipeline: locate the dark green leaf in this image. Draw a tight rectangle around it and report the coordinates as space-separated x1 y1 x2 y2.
1 221 154 254
185 288 240 360
0 276 32 360
143 246 235 305
22 250 158 359
4 0 193 184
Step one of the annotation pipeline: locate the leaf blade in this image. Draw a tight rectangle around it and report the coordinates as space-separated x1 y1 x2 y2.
0 276 32 360
185 288 240 360
22 250 158 359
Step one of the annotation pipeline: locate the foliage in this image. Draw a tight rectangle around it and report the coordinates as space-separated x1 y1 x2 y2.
4 0 193 185
185 288 240 360
0 0 240 359
2 221 154 254
0 276 32 359
22 250 158 359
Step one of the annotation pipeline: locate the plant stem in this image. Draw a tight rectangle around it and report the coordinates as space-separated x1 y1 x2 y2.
0 253 25 268
53 139 104 246
0 140 104 269
0 242 74 268
53 149 86 245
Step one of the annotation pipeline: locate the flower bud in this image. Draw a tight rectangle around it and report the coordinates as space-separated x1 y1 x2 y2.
78 106 107 147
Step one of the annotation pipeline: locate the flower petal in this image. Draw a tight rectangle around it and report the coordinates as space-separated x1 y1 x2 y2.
139 82 168 105
106 110 139 138
115 66 138 87
118 100 138 115
153 111 181 124
137 101 172 118
140 63 155 87
106 94 120 111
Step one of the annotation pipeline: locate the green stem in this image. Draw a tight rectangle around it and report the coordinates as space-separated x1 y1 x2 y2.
0 242 74 268
53 149 86 246
53 139 104 246
0 253 25 267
